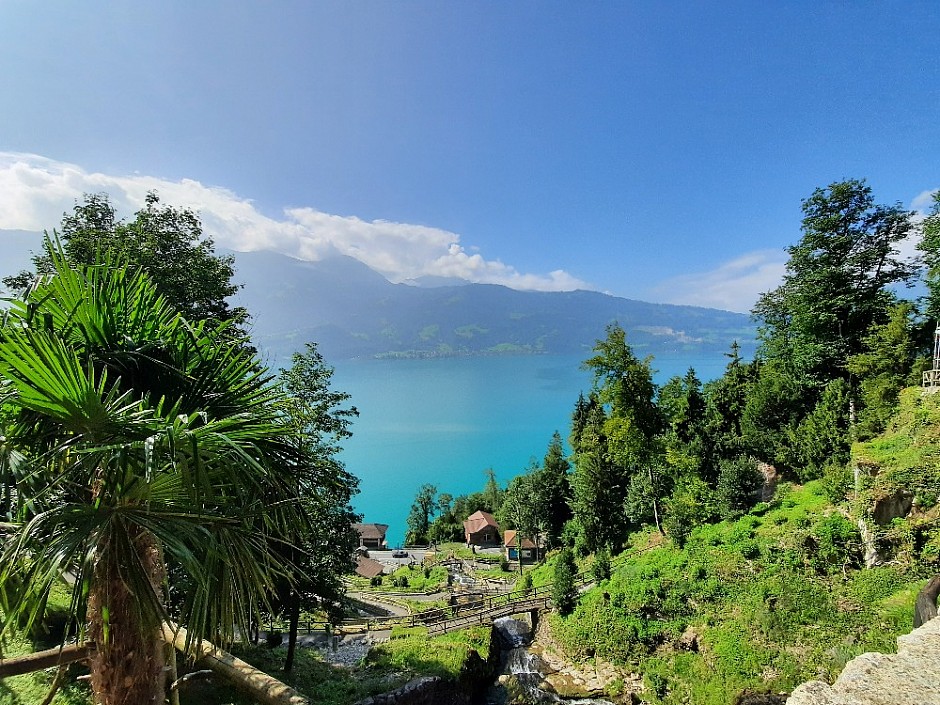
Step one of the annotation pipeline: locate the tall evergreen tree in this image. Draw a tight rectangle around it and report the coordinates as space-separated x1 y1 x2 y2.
539 431 572 546
846 301 917 439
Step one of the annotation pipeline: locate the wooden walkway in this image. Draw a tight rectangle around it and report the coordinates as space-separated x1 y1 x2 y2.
426 595 552 635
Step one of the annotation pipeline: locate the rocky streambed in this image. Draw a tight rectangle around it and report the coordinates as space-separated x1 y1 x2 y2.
486 616 642 704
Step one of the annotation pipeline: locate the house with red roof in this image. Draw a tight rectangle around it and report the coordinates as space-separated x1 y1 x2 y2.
462 510 500 546
503 529 538 564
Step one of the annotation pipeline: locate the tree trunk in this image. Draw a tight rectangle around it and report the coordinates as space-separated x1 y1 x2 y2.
86 527 166 705
284 591 300 673
648 466 664 534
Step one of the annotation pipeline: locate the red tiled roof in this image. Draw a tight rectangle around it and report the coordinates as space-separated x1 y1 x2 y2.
503 529 536 549
463 510 499 535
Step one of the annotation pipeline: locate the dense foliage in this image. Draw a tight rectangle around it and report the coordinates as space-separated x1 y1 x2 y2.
0 203 358 703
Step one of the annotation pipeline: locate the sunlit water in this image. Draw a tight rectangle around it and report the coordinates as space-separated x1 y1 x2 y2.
332 353 730 546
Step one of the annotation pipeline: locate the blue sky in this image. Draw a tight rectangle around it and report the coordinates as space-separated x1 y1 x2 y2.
0 1 937 311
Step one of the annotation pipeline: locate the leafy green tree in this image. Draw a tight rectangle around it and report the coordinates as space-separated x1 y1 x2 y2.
276 342 359 671
740 359 814 470
659 368 709 479
663 476 718 547
552 548 578 616
578 324 665 541
4 192 245 328
405 483 438 545
917 190 940 325
570 402 628 552
0 246 308 705
500 463 546 569
754 179 917 388
784 378 852 482
623 463 671 526
583 323 664 454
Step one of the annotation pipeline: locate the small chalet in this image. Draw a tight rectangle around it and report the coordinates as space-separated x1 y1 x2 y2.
463 510 500 546
503 529 538 563
352 523 389 550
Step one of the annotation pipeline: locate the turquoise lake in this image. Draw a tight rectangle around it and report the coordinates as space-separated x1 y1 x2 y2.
331 352 732 547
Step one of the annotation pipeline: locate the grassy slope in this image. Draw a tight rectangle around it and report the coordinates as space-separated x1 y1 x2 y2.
549 482 926 704
545 389 940 705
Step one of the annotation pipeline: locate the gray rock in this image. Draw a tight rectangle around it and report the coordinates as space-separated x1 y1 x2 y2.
787 617 940 705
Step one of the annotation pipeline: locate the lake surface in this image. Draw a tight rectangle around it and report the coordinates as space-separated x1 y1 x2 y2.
331 352 731 546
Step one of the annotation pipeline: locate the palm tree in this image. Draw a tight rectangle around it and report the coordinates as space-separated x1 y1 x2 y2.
0 247 310 705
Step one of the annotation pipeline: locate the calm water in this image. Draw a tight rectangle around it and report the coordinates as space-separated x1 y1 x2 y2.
331 353 730 546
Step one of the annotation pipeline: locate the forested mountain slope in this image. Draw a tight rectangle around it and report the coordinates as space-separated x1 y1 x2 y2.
228 250 755 362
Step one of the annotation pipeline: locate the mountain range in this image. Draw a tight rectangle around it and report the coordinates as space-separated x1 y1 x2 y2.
0 231 757 364
227 249 757 365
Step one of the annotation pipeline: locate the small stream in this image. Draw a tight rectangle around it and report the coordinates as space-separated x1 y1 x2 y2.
486 617 616 705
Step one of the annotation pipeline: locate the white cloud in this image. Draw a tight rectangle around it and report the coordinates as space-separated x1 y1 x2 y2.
650 249 789 313
911 188 939 213
0 152 589 292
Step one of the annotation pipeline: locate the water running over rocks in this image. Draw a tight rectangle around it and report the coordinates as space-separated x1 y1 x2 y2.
487 617 616 705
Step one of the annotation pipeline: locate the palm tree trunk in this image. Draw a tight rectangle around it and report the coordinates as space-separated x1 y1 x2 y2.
87 526 166 705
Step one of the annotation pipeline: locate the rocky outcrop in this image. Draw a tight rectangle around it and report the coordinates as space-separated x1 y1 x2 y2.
871 490 913 526
759 463 780 502
914 575 940 629
526 614 643 700
786 617 940 705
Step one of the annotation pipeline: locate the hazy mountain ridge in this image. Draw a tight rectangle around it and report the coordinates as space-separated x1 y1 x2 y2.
228 250 757 364
0 232 757 363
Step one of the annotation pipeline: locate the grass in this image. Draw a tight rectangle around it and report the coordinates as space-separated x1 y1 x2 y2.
0 582 92 705
547 481 930 705
181 626 492 705
0 630 91 705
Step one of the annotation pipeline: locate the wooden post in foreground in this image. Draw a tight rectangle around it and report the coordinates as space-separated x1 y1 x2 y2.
161 623 308 705
1 626 307 705
0 642 96 678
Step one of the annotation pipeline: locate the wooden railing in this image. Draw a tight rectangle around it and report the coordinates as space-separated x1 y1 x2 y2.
262 570 596 636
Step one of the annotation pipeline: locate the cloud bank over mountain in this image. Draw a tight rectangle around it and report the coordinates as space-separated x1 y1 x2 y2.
5 152 927 314
0 152 588 293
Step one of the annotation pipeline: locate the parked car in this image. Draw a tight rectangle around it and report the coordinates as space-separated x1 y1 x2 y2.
391 549 408 558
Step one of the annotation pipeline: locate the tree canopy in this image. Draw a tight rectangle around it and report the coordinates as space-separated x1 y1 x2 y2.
4 192 245 328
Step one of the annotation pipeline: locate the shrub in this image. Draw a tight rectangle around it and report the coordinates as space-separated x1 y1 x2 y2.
370 575 383 587
592 547 612 583
809 514 861 574
664 477 719 547
716 457 764 519
821 460 854 503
